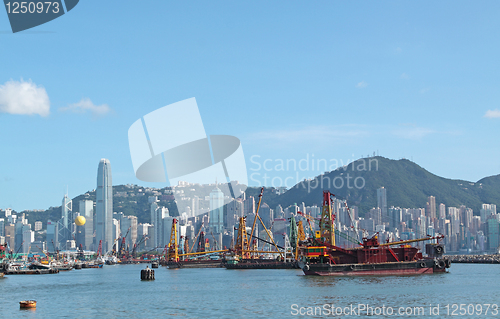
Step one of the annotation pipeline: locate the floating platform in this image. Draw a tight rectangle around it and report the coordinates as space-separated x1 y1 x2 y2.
300 258 450 276
225 259 299 269
6 269 59 275
82 263 103 269
162 260 224 268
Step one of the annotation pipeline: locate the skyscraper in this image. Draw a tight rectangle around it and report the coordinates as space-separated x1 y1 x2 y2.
427 196 436 219
61 194 72 229
78 200 94 250
209 185 224 233
377 187 387 222
151 201 169 248
96 159 113 252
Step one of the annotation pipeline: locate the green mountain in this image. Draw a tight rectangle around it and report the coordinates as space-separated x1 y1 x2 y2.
266 156 500 215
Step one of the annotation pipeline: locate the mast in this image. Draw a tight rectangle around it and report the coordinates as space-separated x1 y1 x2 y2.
319 191 335 246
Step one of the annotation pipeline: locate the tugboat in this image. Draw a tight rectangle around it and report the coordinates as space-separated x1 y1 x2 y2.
298 191 451 276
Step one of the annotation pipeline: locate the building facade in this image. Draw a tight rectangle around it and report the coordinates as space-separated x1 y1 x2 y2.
96 158 113 253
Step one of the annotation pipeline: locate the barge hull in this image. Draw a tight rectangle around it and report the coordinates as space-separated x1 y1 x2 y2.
302 259 448 276
163 260 224 268
225 261 299 269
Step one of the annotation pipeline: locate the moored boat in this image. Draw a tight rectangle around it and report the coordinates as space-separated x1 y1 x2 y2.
20 300 37 309
298 191 451 276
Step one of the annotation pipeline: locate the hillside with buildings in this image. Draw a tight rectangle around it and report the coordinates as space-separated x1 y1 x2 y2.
1 156 500 257
272 156 500 214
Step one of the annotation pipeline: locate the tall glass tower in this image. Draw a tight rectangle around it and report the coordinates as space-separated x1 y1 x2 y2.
96 159 113 252
209 185 224 233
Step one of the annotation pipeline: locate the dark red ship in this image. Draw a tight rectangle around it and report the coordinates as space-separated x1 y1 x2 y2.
298 191 451 276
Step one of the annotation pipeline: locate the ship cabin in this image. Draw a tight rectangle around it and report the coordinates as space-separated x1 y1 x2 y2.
299 246 328 259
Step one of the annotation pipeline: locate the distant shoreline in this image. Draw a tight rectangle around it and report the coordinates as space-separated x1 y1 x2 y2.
447 254 500 264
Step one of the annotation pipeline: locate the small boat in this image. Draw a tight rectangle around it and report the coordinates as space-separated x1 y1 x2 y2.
19 300 36 309
52 264 73 271
0 273 4 278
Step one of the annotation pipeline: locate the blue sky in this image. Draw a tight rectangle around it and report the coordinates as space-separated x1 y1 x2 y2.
1 1 499 211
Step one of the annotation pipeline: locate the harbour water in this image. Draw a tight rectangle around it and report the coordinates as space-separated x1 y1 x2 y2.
1 263 499 318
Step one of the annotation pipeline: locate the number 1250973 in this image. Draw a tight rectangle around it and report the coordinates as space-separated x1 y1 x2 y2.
443 304 498 316
5 2 60 14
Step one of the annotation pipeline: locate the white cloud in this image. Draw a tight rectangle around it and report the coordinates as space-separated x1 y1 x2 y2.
400 73 410 80
392 124 435 140
419 87 430 94
0 79 50 117
484 109 500 118
60 98 111 118
356 81 368 88
247 125 369 145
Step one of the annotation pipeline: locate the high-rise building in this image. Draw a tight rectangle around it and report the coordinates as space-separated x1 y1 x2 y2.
163 215 174 249
151 202 169 248
22 224 33 254
209 185 224 233
62 194 72 230
427 196 436 219
137 223 151 251
368 207 382 226
121 215 138 249
439 203 446 219
78 200 94 250
226 198 244 229
388 206 402 230
244 196 255 217
112 219 120 243
376 187 387 222
448 207 460 235
274 204 284 219
487 219 500 250
0 218 4 237
191 196 200 217
34 221 42 232
96 158 113 253
480 204 497 223
46 220 58 252
259 203 273 229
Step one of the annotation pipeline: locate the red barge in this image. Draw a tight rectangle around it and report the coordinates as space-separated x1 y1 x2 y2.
298 191 451 276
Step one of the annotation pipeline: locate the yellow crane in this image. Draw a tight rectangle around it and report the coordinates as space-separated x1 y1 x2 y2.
245 187 283 259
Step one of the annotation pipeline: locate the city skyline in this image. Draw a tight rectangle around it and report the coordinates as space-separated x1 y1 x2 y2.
1 170 499 257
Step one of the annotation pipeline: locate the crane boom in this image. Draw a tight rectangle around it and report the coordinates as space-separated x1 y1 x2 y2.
379 235 444 247
247 187 264 251
188 223 204 253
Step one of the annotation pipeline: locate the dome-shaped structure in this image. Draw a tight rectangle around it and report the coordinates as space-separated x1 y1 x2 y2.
75 215 86 226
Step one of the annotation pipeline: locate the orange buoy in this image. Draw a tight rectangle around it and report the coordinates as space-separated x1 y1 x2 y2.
20 300 36 309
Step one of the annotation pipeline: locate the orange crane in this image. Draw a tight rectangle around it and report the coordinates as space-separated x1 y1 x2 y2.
210 231 219 251
188 223 204 254
245 187 283 259
119 226 131 257
96 240 102 257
